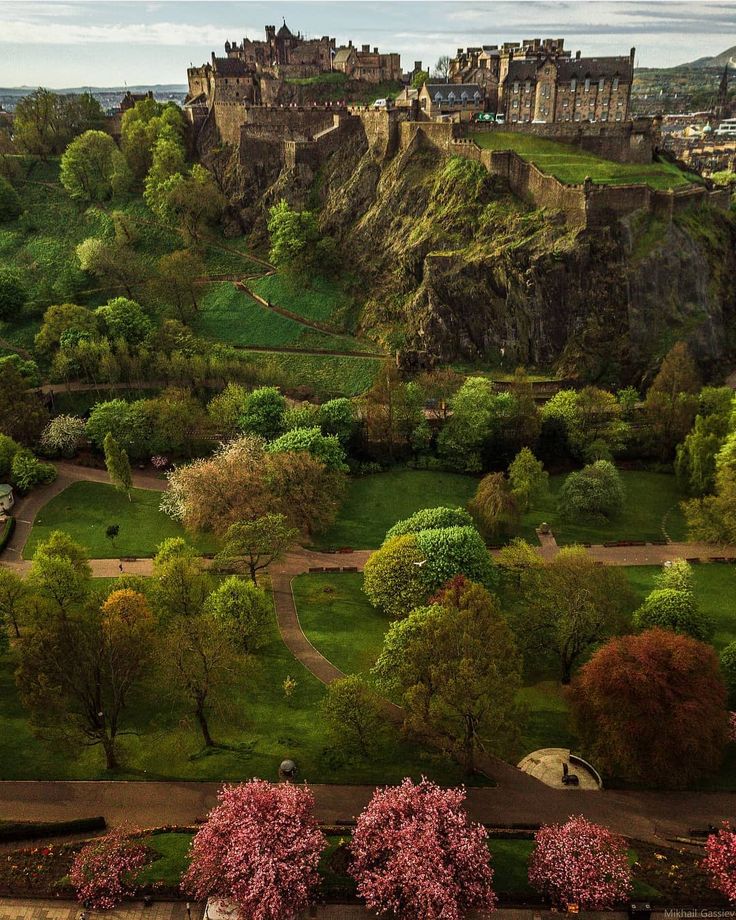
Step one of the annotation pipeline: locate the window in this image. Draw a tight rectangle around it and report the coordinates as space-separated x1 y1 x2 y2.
434 92 442 102
512 99 519 108
525 80 531 93
599 77 605 91
562 98 569 107
447 91 456 104
513 81 519 93
613 76 619 91
571 78 577 91
584 77 590 92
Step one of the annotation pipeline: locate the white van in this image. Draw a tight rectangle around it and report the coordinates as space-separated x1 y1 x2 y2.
495 113 505 125
373 98 388 109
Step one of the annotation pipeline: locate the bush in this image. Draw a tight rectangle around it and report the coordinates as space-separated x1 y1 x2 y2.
721 642 736 706
0 176 22 223
0 268 26 321
633 587 714 641
558 460 624 521
0 816 105 843
267 426 348 471
0 516 15 553
702 822 736 905
11 450 57 493
0 433 21 479
385 505 474 540
322 675 384 755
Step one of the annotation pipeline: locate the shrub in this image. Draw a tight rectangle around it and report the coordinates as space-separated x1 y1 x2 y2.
267 426 348 471
362 534 427 618
11 450 57 493
70 829 147 909
0 176 21 223
350 777 496 920
702 822 736 904
633 587 714 641
467 472 519 539
0 268 26 321
385 506 473 540
239 386 286 440
0 433 20 479
721 642 736 705
529 815 631 909
558 460 624 521
40 415 86 457
322 675 384 755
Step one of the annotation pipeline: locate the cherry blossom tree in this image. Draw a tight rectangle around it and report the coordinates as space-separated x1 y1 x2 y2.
702 822 736 904
183 780 326 920
349 776 496 920
70 829 147 909
528 815 632 910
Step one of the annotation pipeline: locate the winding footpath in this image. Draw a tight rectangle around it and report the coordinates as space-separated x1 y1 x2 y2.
1 463 736 842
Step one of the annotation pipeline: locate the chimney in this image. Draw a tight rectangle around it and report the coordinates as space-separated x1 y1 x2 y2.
374 46 378 53
362 44 370 53
576 50 581 60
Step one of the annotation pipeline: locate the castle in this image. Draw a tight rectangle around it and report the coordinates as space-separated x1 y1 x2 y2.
185 21 401 113
448 38 634 124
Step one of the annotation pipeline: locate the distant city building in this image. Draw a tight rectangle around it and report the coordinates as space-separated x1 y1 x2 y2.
419 82 485 117
448 38 634 124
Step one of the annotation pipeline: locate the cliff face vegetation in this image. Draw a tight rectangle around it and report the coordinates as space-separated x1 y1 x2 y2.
205 122 736 385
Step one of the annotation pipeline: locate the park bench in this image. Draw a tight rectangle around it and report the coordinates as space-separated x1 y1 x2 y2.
308 566 324 573
324 566 341 573
342 566 358 573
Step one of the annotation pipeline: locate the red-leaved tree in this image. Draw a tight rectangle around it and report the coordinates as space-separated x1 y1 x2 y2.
529 815 632 909
70 829 147 909
183 780 326 920
703 822 736 904
349 776 496 920
569 628 729 786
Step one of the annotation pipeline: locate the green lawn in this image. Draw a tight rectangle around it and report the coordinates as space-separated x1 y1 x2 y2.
249 273 351 325
520 470 686 545
195 282 365 353
235 349 381 398
313 470 479 549
472 131 698 189
23 481 218 560
137 832 192 886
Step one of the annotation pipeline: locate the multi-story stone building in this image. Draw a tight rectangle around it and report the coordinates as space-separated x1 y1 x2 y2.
449 38 634 124
333 43 402 83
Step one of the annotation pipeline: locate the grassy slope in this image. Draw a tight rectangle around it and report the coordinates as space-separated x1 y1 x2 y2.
22 481 218 559
313 470 479 549
472 131 697 189
249 273 350 325
238 350 380 397
520 470 687 545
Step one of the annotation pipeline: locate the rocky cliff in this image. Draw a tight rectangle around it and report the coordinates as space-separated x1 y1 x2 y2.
203 121 736 386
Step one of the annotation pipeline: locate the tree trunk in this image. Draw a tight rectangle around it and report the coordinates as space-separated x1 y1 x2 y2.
462 716 475 775
249 560 258 585
101 734 119 771
561 658 573 685
196 705 215 747
10 615 20 638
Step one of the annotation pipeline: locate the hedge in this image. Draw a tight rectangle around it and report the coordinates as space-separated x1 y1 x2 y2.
0 816 106 843
0 516 15 554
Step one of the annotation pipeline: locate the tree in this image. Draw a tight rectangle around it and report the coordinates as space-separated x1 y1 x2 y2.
106 523 120 548
385 506 473 540
513 546 632 683
558 460 624 522
508 367 542 450
103 432 132 500
633 588 713 641
86 399 150 457
721 641 736 706
239 386 286 440
0 268 25 321
268 426 348 471
120 98 185 182
267 199 336 278
0 433 20 479
13 89 104 156
11 449 56 493
0 361 47 445
183 780 326 920
0 569 28 637
34 302 96 356
40 415 86 457
437 376 497 472
143 129 187 213
496 537 544 587
529 816 632 910
569 628 729 786
683 467 736 544
265 449 346 537
159 611 238 748
508 447 548 512
433 55 451 80
541 388 628 461
150 537 213 621
676 405 732 496
411 69 430 89
17 589 153 769
29 530 91 616
644 341 701 459
151 249 205 323
0 175 21 223
76 237 146 300
374 578 522 772
318 397 356 445
207 383 248 437
702 822 736 905
154 164 224 244
322 675 384 755
204 576 271 652
70 829 148 909
215 514 299 584
467 472 520 540
96 296 152 346
60 130 129 203
350 777 496 920
360 362 427 460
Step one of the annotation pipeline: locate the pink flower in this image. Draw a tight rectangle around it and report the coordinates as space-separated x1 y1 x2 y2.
702 822 736 904
70 829 147 910
729 712 736 744
529 815 632 910
349 776 496 920
183 780 325 920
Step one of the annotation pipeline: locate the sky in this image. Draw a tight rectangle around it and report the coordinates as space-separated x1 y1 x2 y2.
0 0 734 88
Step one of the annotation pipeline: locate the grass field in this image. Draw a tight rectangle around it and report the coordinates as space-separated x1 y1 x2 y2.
235 349 381 398
313 469 479 549
249 273 351 326
22 481 217 560
0 598 475 784
520 470 687 545
472 131 698 189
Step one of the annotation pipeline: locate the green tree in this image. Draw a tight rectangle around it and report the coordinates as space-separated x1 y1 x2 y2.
0 569 29 638
410 70 430 89
207 383 248 437
467 472 519 540
437 377 497 472
633 587 714 642
0 434 20 479
373 578 522 773
360 362 427 461
34 303 96 356
0 361 47 445
676 409 732 496
103 432 132 500
28 531 92 617
215 514 299 584
362 534 427 618
720 641 736 706
319 398 356 446
683 468 736 544
0 176 21 223
542 388 627 461
86 399 151 457
59 130 129 203
267 426 348 471
322 675 384 756
13 90 104 156
512 546 632 683
204 576 271 652
151 538 213 621
239 386 286 440
11 449 56 493
508 447 548 512
557 460 625 521
385 506 473 540
151 249 205 323
143 129 187 214
76 237 146 300
267 199 326 277
120 98 185 182
0 268 26 321
153 165 224 244
95 297 152 346
644 341 701 459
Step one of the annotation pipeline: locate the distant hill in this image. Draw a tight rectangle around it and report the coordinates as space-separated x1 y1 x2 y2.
679 46 736 69
0 84 187 95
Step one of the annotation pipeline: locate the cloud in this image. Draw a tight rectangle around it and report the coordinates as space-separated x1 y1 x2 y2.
0 17 252 46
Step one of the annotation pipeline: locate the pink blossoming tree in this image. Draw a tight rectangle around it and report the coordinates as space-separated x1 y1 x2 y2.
729 712 736 743
70 829 147 910
349 776 496 920
703 822 736 904
183 780 326 920
529 815 632 910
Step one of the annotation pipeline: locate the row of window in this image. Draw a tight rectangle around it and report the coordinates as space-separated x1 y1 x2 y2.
433 90 482 103
512 76 621 93
509 112 625 123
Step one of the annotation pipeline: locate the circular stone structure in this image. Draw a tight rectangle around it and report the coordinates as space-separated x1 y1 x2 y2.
517 748 602 790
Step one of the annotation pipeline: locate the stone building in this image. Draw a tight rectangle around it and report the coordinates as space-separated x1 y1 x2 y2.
449 38 634 124
333 43 402 83
418 83 485 117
